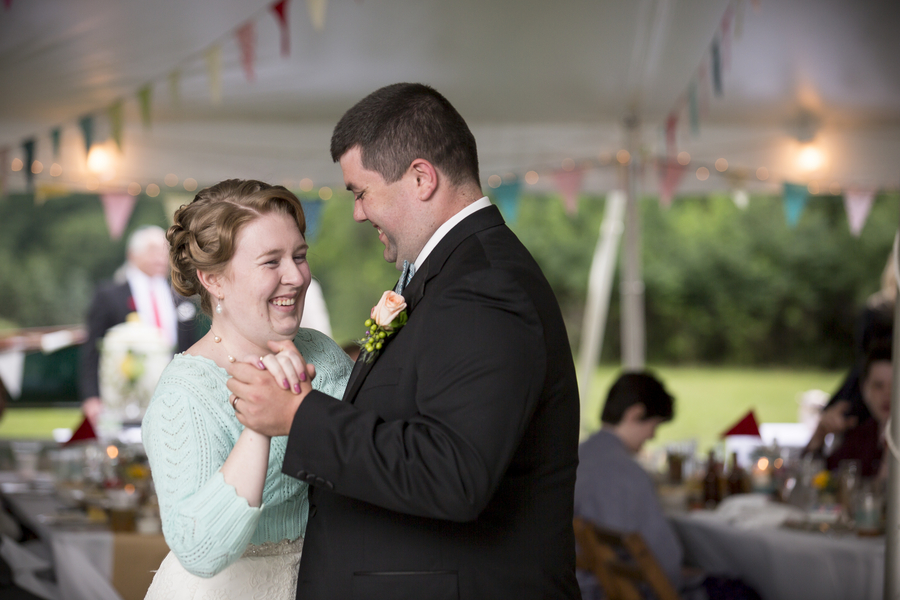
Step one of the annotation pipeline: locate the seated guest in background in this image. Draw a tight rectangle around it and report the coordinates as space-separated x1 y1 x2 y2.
807 342 893 479
79 225 199 423
574 371 681 598
821 252 894 427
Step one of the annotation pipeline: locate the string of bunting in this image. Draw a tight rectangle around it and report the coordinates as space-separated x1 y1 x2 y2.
0 0 331 239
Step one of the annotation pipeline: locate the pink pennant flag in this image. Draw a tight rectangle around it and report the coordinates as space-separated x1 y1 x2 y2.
665 111 678 158
100 193 137 240
271 0 291 57
658 160 686 208
236 21 256 81
554 169 584 215
843 189 876 237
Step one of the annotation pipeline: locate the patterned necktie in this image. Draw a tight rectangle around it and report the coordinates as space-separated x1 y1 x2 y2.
394 260 416 295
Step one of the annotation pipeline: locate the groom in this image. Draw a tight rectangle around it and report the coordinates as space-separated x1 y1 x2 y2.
229 83 581 599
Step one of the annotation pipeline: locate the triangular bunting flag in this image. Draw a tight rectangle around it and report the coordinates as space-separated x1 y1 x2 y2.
271 0 291 56
79 115 94 154
100 193 138 240
843 189 876 237
301 199 324 242
169 70 181 107
783 182 809 228
205 45 223 105
0 147 8 197
493 180 522 225
34 183 70 206
721 410 761 438
665 111 678 158
236 21 256 81
553 169 584 216
50 127 61 159
137 84 152 128
732 189 749 209
658 160 685 208
21 138 35 189
108 100 124 151
688 82 700 136
0 350 25 399
64 416 97 445
307 0 327 30
711 38 723 97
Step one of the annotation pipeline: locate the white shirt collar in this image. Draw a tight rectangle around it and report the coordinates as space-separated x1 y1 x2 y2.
413 197 492 271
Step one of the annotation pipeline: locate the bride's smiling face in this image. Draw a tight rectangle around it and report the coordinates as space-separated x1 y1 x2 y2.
214 212 310 349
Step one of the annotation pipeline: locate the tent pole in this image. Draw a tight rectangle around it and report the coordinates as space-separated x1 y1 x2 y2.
620 115 645 371
885 224 900 600
577 190 627 438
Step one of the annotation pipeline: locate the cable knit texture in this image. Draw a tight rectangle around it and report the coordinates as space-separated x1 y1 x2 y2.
142 328 352 578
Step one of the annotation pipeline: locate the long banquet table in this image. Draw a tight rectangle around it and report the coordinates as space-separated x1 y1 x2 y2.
669 510 884 600
1 476 169 600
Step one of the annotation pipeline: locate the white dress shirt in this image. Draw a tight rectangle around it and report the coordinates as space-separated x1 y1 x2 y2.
413 196 492 271
126 265 178 347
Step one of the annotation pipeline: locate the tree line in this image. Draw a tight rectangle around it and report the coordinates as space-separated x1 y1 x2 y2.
0 189 895 369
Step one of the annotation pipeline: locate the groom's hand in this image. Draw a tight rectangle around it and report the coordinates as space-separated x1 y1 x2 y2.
227 341 313 437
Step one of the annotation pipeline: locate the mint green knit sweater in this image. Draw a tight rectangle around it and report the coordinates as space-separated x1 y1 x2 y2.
142 328 353 577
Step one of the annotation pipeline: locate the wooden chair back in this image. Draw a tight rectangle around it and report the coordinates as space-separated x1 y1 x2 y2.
573 517 679 600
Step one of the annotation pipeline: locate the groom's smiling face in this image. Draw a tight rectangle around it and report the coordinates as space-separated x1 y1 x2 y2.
341 146 419 269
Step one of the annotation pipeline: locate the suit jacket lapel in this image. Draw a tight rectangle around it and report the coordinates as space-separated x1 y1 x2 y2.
341 205 506 404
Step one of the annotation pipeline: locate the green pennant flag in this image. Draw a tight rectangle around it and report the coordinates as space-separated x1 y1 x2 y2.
711 38 723 97
50 127 61 159
22 138 35 189
493 180 522 225
688 82 700 136
79 115 94 154
137 84 152 128
108 100 124 151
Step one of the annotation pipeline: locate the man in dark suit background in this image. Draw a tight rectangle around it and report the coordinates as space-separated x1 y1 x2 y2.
80 225 198 422
229 83 581 599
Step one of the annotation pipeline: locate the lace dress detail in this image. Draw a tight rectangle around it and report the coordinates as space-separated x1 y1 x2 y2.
142 328 352 599
145 538 303 600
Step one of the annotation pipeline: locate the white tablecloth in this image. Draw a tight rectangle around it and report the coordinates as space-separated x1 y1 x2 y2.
670 511 885 600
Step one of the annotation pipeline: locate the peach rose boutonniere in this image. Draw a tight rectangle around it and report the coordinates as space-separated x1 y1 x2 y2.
356 290 409 363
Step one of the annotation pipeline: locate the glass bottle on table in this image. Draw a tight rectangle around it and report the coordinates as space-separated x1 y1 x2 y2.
703 449 721 509
727 451 747 496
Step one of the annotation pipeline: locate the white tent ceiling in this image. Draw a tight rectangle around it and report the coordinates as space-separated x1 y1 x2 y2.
1 0 898 196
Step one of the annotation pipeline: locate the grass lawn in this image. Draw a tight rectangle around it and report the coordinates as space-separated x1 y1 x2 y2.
0 408 83 440
0 366 844 451
580 365 844 454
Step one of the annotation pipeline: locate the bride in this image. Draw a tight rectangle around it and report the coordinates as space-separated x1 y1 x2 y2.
142 179 352 599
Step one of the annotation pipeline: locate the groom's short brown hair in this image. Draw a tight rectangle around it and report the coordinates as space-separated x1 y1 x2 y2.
330 83 480 187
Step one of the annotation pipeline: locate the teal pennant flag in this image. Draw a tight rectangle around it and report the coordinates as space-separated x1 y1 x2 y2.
301 199 323 243
783 183 809 228
50 127 61 159
711 38 723 97
79 115 94 154
493 180 522 225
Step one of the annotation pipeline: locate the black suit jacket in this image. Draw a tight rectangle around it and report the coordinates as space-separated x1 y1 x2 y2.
283 206 581 599
79 280 198 400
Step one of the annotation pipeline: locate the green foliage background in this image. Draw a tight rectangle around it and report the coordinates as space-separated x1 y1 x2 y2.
0 189 895 369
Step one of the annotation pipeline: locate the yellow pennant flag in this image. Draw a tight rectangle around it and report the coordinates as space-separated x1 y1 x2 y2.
307 0 327 30
205 45 222 105
108 100 124 151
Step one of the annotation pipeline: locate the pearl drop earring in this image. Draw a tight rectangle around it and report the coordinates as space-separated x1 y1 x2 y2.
215 298 223 315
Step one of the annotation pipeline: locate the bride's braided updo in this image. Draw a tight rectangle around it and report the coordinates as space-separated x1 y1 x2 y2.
167 179 307 316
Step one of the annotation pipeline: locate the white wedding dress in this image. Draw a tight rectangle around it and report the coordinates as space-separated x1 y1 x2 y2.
145 538 303 600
